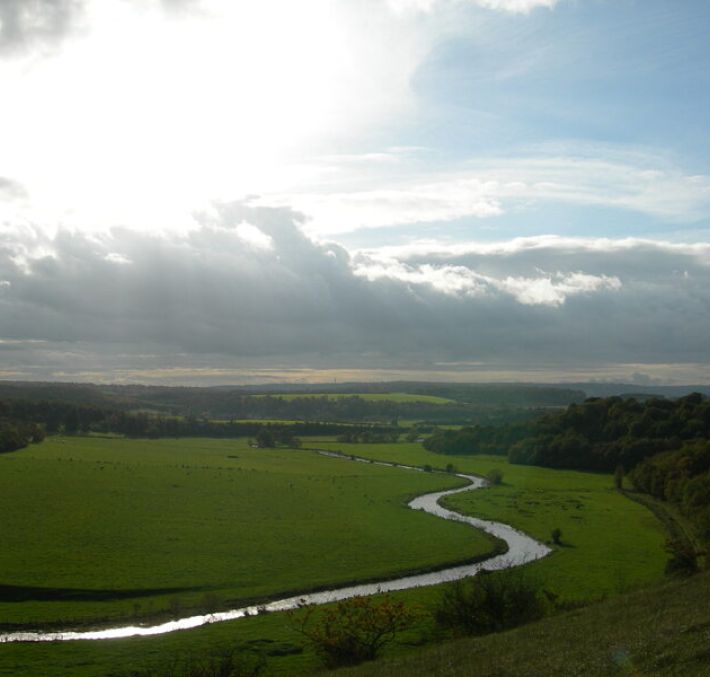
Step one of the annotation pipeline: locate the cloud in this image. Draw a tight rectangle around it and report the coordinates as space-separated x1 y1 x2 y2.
353 257 621 307
0 0 86 54
1 207 710 384
0 177 27 200
0 0 438 233
389 0 563 13
286 180 503 235
278 150 710 236
473 0 561 12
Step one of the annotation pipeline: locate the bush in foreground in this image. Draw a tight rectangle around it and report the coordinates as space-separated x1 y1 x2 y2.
291 595 416 668
434 570 546 636
664 538 700 577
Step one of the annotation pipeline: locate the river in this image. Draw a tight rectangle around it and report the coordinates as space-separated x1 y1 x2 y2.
0 450 550 643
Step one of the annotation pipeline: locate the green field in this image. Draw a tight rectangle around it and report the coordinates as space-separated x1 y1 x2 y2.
311 441 668 600
0 436 670 676
252 392 455 404
0 436 495 629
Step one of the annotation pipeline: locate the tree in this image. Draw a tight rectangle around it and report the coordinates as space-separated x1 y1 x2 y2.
664 538 700 577
291 596 415 668
255 429 275 448
486 468 503 485
63 409 80 434
434 570 545 636
551 527 562 545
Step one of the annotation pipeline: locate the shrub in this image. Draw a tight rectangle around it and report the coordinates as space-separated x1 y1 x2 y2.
434 570 546 636
664 539 699 578
291 595 416 668
486 469 503 485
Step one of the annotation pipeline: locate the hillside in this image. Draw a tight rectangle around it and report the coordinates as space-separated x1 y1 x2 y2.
337 569 710 676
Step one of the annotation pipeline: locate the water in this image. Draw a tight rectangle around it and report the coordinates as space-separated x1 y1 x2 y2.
0 450 550 643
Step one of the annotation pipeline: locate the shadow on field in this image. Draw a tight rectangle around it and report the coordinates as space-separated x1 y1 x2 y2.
0 583 203 603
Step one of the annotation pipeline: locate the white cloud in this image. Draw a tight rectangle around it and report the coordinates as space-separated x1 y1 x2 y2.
234 222 273 250
104 252 131 264
365 234 710 260
354 254 621 306
389 0 563 14
285 180 503 235
474 0 561 13
271 150 710 236
494 271 621 306
354 260 489 296
0 0 433 233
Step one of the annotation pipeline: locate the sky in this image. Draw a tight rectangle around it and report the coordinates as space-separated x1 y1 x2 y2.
1 0 710 386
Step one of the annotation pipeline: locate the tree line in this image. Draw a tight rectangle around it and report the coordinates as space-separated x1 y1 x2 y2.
426 394 710 473
0 419 45 453
425 393 710 549
0 397 399 445
629 440 710 542
424 422 533 457
0 380 581 424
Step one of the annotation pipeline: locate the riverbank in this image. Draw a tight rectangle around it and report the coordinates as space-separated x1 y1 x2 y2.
0 449 547 642
336 568 710 677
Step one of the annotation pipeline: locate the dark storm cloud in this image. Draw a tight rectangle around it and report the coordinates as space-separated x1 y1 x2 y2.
1 205 710 379
0 0 86 54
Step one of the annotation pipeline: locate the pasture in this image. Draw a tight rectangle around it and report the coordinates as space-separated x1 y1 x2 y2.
0 436 669 676
311 441 668 600
0 436 495 629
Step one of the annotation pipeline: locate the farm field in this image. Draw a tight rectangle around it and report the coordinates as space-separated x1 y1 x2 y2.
0 436 495 629
251 392 455 404
312 441 668 600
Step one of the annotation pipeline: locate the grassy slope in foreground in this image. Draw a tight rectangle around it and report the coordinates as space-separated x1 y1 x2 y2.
313 442 668 600
337 569 710 677
0 436 496 627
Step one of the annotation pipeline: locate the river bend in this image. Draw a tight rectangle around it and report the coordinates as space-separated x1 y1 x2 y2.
0 450 550 643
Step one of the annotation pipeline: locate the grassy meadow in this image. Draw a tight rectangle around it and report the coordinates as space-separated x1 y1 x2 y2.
311 441 668 601
0 435 671 676
0 436 495 629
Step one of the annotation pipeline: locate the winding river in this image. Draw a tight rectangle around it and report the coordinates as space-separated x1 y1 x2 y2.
0 450 550 643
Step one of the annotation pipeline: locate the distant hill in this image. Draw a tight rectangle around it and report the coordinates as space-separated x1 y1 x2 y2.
564 382 710 399
0 380 585 421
